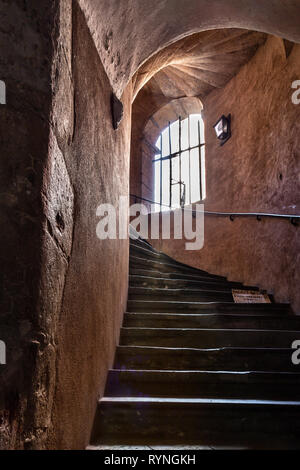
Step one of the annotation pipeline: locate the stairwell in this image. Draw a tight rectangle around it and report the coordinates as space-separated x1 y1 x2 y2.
89 237 300 449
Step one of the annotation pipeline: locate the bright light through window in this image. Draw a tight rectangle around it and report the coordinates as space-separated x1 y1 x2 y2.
154 114 206 212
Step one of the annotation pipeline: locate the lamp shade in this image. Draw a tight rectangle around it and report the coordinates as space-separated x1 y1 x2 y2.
213 114 231 145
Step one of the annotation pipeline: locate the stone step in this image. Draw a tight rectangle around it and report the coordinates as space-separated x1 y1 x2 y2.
129 274 250 290
123 312 300 330
120 327 299 349
126 300 291 315
105 369 300 400
130 237 158 252
129 268 231 282
115 345 297 372
130 244 218 277
130 243 163 261
128 287 234 302
90 397 300 448
130 255 226 279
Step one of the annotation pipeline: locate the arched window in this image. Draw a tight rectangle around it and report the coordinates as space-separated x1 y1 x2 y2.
153 114 206 212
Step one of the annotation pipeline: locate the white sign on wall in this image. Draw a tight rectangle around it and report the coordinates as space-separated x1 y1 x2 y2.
232 289 271 304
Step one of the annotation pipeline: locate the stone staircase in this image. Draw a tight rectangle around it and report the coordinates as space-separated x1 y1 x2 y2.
89 237 300 449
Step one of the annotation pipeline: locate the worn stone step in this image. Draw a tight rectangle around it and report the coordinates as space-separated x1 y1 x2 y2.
128 287 234 302
105 369 300 400
130 255 226 279
129 268 231 283
130 244 163 261
90 397 300 448
129 274 250 290
123 312 300 330
115 345 297 372
126 300 291 315
120 327 299 349
130 237 158 252
130 244 217 276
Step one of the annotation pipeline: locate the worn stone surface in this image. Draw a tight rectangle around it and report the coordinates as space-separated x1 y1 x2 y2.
147 37 300 313
0 0 131 450
0 0 60 450
44 3 132 449
78 0 300 97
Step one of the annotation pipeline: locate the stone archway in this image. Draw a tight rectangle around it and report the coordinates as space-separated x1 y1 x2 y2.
131 97 203 204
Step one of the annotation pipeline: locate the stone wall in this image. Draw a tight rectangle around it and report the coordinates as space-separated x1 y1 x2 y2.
0 0 60 449
0 0 131 449
45 3 131 449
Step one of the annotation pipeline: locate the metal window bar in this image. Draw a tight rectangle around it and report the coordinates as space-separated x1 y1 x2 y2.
179 115 182 188
168 121 172 209
198 119 202 201
154 116 206 211
153 142 205 162
188 115 191 205
159 134 162 211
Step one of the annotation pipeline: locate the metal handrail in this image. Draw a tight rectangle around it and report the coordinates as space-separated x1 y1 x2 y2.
129 194 300 225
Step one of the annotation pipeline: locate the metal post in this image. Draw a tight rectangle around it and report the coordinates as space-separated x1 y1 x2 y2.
168 121 172 209
179 116 182 208
198 119 202 201
188 115 191 205
159 134 162 211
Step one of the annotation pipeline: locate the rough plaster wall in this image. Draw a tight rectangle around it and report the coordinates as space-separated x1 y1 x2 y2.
45 3 131 450
0 0 60 449
130 88 169 204
149 37 300 313
0 0 131 450
78 0 300 97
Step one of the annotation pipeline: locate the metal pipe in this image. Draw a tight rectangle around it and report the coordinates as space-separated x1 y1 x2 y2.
179 116 182 208
129 194 300 224
168 121 172 208
198 119 202 201
188 115 191 205
159 134 162 211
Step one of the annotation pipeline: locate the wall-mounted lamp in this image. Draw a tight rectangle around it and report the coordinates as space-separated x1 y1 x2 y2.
213 114 231 146
111 93 123 130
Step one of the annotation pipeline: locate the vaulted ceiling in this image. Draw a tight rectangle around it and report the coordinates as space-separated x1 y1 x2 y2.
79 0 300 97
133 29 267 101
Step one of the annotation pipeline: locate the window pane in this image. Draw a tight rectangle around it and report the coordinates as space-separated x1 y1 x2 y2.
161 128 170 157
200 146 206 200
171 155 180 208
190 148 200 203
180 151 190 205
162 157 170 210
170 119 179 154
189 115 200 147
154 160 161 212
180 118 189 151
